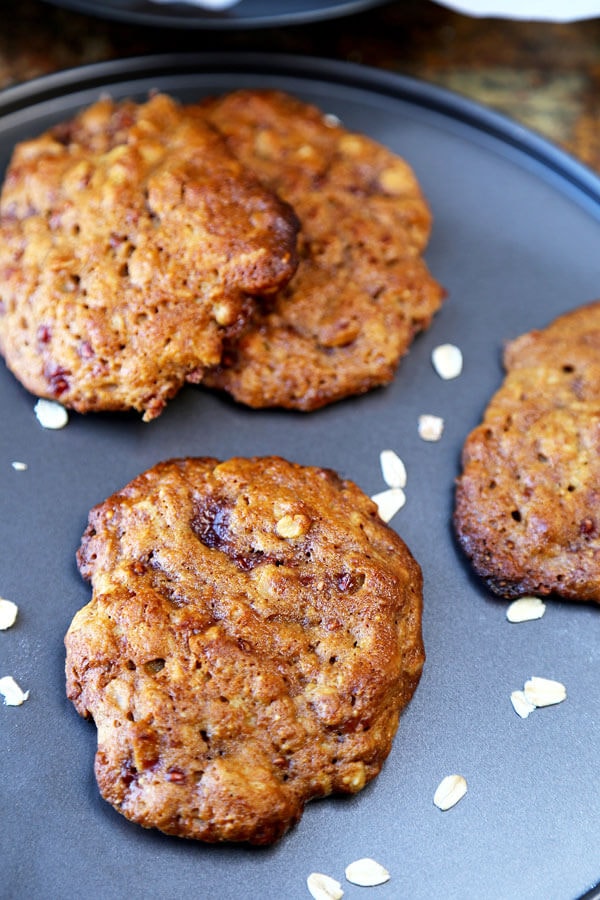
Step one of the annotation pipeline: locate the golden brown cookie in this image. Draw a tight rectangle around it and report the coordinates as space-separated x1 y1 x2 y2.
0 93 298 420
200 90 444 410
65 456 424 844
454 301 600 603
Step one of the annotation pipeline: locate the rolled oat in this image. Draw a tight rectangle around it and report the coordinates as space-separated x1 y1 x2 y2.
433 774 467 810
0 675 29 706
506 596 546 623
307 872 344 900
371 488 406 523
379 449 407 489
432 343 463 380
34 398 69 430
344 858 390 887
0 598 18 630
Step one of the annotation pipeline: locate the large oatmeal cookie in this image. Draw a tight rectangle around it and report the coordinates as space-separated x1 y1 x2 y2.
65 456 424 844
0 93 298 420
201 89 444 410
455 300 600 603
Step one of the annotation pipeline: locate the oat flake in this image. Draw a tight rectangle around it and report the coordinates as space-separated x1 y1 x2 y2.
506 596 546 623
523 676 567 708
371 488 406 523
379 449 407 489
434 774 467 810
34 398 69 430
0 675 29 706
432 343 463 380
307 872 344 900
345 858 390 887
510 689 536 719
0 598 18 630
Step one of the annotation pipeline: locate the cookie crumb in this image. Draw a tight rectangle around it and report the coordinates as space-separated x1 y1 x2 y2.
418 414 444 442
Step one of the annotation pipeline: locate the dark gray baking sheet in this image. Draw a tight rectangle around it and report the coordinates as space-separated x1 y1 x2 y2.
39 0 391 29
2 54 600 900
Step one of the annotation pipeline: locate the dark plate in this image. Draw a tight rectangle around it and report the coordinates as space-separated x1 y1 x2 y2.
38 0 391 29
2 54 600 900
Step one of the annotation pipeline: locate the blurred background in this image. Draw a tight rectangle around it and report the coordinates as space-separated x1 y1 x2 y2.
1 0 599 174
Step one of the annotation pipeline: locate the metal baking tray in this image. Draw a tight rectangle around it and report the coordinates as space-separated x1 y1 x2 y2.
2 53 600 900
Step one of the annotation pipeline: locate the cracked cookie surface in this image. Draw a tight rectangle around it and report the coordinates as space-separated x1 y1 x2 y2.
455 300 600 603
0 93 298 420
201 90 444 410
65 456 424 844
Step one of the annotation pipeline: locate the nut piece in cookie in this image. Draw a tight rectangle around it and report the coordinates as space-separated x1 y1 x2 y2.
0 94 298 420
454 300 600 604
65 456 424 844
200 90 444 410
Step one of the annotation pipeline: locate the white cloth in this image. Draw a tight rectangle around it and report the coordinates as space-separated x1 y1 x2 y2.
432 0 600 21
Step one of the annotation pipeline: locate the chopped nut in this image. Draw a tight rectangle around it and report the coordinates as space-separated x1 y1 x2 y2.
34 398 69 430
433 774 467 810
344 858 390 887
307 872 344 900
275 513 310 539
432 343 463 380
340 761 366 791
371 488 406 523
0 675 29 706
523 676 567 708
338 134 365 156
510 689 536 719
379 163 413 195
254 129 277 159
0 598 18 630
11 461 28 471
297 144 315 159
213 300 236 327
139 141 164 166
380 448 407 489
506 596 546 623
418 414 444 442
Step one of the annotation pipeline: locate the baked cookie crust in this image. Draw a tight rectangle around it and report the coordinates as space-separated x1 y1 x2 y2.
455 300 600 603
201 90 444 410
0 93 298 420
65 456 424 844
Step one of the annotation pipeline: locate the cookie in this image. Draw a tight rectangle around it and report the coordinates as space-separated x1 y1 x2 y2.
454 300 600 603
0 93 298 420
65 456 424 844
200 90 444 410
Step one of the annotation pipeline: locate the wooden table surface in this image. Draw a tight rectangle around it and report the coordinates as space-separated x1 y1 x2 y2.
0 0 599 175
